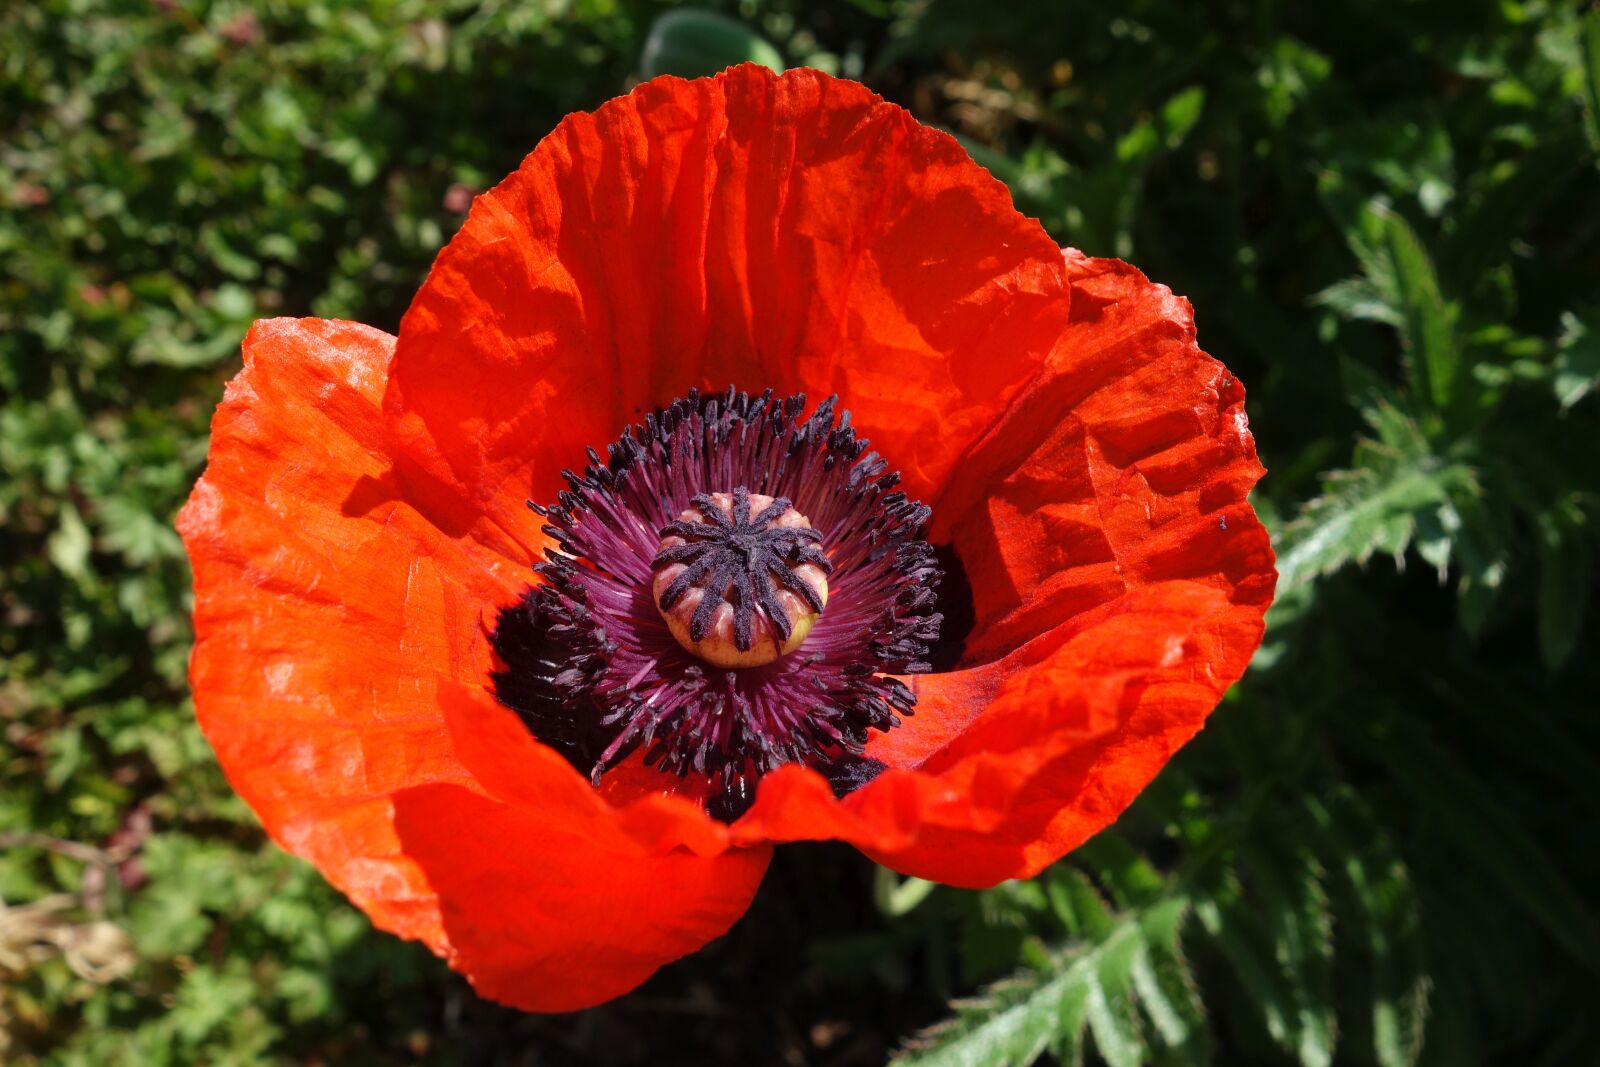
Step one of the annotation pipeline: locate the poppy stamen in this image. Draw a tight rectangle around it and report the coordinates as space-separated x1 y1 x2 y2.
492 387 942 820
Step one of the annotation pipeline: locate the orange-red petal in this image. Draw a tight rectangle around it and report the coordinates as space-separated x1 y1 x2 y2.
392 685 768 1011
927 252 1273 665
180 318 767 1009
384 63 1069 539
729 253 1275 883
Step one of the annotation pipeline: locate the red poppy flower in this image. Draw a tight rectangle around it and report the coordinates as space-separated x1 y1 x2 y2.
179 64 1275 1012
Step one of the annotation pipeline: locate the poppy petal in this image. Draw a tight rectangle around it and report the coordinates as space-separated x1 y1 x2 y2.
393 687 769 1012
927 251 1274 665
179 318 513 948
180 318 767 1006
391 786 767 1013
384 63 1070 544
727 253 1274 884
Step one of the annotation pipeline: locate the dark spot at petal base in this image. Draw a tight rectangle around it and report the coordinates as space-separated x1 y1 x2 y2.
926 543 975 672
704 755 888 824
823 755 889 798
490 589 610 778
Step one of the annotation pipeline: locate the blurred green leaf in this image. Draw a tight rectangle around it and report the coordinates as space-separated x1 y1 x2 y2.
877 867 939 917
47 501 93 585
1552 309 1600 410
640 10 784 80
1536 502 1591 668
1579 9 1600 152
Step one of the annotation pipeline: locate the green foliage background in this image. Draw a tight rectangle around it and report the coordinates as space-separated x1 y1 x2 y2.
2 1 1597 1064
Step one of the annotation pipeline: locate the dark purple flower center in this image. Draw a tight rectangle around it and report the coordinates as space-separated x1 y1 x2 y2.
491 388 942 821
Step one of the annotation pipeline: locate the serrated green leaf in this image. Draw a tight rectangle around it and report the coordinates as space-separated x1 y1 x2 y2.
1129 944 1185 1046
1320 180 1396 298
1196 896 1300 1050
899 903 1188 1067
1275 431 1476 592
1367 896 1430 1067
1308 793 1429 1067
1237 842 1336 1067
897 967 1081 1067
1444 483 1510 639
1381 210 1460 415
1085 966 1144 1067
1128 903 1207 1060
1051 867 1116 940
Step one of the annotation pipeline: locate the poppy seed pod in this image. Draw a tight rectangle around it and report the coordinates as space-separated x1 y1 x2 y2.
650 490 831 668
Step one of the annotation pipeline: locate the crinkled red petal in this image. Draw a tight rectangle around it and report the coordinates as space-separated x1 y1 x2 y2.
385 63 1068 527
180 318 767 1010
738 253 1275 882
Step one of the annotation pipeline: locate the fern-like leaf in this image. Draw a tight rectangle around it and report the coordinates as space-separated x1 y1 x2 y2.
1274 402 1478 592
895 898 1199 1067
